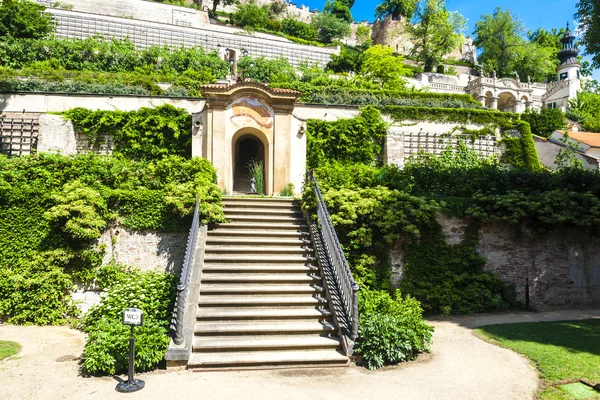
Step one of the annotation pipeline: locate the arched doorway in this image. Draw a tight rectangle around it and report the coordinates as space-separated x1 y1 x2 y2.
498 92 517 112
233 134 265 194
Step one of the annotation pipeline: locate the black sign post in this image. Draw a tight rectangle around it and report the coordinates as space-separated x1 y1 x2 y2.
116 308 145 393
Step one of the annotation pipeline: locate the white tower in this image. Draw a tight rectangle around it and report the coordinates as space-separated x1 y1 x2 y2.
544 23 582 110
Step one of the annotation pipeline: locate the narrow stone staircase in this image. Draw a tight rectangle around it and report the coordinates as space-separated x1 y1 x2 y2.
188 196 349 370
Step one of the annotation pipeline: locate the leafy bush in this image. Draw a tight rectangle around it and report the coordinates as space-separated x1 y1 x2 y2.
520 107 566 138
282 18 318 42
80 269 176 375
62 105 192 161
0 153 224 324
230 1 270 30
307 106 388 168
0 0 53 39
355 289 433 370
400 225 517 315
0 37 227 77
238 56 297 83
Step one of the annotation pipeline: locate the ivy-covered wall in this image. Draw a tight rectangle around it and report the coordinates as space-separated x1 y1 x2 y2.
390 215 600 309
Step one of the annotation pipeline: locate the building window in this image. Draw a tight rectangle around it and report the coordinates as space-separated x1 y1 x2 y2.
560 72 568 80
577 70 581 79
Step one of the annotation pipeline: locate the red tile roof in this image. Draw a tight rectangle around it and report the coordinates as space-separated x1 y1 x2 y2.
557 131 600 147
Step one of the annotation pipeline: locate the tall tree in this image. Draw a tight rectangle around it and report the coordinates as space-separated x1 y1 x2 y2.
360 44 410 89
211 0 238 15
409 0 465 72
323 0 353 23
473 8 525 77
312 11 351 44
375 0 418 21
575 0 600 68
0 0 53 39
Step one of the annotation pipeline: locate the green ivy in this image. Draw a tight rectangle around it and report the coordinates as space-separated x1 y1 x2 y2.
62 105 192 161
0 153 225 325
400 224 517 315
307 106 389 168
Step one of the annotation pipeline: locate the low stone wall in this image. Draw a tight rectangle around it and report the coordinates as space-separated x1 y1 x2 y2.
74 225 188 313
390 215 600 308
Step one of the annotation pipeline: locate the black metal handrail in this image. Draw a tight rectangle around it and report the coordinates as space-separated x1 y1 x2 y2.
309 171 359 341
173 194 201 345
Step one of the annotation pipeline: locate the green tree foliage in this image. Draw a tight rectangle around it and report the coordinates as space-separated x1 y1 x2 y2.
238 56 297 83
520 108 567 138
323 0 353 23
0 0 53 39
81 270 176 375
360 45 410 89
306 106 389 168
210 0 237 14
409 0 466 72
356 290 433 369
281 18 318 42
355 25 372 48
0 153 225 325
312 11 351 43
474 8 525 77
375 0 418 21
327 45 365 73
567 84 600 132
575 0 600 68
230 0 270 30
63 105 192 161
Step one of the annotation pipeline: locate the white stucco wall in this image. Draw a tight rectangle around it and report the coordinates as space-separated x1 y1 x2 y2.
0 93 205 113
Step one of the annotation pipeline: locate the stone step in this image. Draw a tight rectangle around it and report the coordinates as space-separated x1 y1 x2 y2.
198 295 329 307
192 335 341 351
201 274 321 284
210 222 309 231
207 229 310 238
196 307 332 320
205 237 312 246
224 208 303 216
194 320 337 335
202 265 319 273
205 246 312 255
188 349 348 368
203 255 316 264
223 197 298 204
200 284 324 295
222 202 300 210
225 215 303 223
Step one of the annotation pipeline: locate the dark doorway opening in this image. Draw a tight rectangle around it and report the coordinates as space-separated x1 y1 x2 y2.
233 135 264 194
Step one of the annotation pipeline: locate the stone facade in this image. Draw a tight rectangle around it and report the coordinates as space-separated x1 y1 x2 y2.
43 7 338 68
389 215 600 308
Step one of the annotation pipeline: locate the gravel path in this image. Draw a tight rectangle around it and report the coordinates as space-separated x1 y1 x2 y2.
2 309 599 400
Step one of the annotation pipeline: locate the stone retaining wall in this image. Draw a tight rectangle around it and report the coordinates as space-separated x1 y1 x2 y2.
390 215 600 308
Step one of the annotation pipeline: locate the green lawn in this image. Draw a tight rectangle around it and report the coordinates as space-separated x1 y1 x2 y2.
476 319 600 400
0 340 21 360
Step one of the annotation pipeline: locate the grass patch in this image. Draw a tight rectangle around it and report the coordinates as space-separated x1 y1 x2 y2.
0 341 21 360
476 319 600 400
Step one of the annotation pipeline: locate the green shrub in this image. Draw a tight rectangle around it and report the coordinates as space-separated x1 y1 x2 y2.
520 108 567 138
0 0 53 39
355 289 433 370
400 224 517 315
307 106 388 168
82 317 170 375
0 153 224 325
62 105 192 161
80 269 176 375
282 18 318 41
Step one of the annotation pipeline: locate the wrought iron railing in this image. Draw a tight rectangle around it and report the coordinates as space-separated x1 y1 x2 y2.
308 170 359 342
173 194 201 345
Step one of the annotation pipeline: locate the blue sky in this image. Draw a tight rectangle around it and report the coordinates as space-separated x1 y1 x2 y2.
295 0 599 79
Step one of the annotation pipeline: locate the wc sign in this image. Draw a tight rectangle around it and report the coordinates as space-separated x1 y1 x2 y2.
122 308 144 326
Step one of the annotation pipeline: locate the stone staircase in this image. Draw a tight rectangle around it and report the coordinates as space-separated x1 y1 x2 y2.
188 196 348 369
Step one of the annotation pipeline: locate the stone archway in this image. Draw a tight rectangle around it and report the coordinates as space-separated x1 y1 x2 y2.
232 132 266 194
197 82 303 196
498 92 517 112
